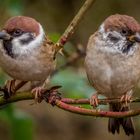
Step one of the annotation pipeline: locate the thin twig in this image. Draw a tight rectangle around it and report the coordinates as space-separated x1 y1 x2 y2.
61 97 140 105
53 45 85 75
54 0 96 53
14 81 28 91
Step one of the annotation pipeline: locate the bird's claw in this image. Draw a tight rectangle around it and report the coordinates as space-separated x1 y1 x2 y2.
120 94 132 106
43 86 62 106
3 80 16 99
31 85 62 104
90 93 99 108
31 87 45 103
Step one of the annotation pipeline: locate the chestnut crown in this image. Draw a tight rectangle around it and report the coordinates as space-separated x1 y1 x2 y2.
104 14 140 33
0 16 45 58
3 16 40 37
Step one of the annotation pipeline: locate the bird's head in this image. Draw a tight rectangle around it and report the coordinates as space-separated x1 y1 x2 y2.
0 16 45 58
98 14 140 55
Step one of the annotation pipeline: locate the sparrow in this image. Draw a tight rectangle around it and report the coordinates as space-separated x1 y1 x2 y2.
0 16 56 102
85 14 140 135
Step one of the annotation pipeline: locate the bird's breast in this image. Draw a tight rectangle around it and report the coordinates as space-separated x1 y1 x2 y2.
85 43 140 97
0 47 55 81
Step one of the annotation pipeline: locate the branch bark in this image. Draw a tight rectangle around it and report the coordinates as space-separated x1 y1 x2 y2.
61 97 140 105
54 0 96 53
0 91 140 118
55 99 140 118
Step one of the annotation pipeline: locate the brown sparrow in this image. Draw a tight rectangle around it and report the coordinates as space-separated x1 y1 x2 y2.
85 14 140 135
0 16 56 101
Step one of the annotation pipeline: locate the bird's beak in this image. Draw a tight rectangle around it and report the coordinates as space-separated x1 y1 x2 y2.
0 31 11 40
128 33 140 43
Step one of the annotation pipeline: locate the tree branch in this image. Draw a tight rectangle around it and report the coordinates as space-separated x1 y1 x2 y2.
55 100 140 118
0 91 140 118
54 0 96 53
1 0 139 119
61 97 140 105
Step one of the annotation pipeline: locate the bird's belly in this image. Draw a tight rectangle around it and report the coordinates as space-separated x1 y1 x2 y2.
0 55 54 81
85 51 140 98
4 63 51 81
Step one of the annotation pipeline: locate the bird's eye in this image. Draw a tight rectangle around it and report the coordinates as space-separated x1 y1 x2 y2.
121 29 128 35
13 29 23 36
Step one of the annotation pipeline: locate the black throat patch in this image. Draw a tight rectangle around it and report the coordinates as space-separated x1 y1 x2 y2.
3 40 14 58
2 33 34 58
122 41 134 54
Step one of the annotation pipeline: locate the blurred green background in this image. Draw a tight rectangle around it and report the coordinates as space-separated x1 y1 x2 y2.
0 0 140 140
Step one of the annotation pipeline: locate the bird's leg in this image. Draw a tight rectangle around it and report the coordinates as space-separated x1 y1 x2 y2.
14 81 28 91
31 84 62 104
3 80 27 99
120 90 133 106
90 92 99 108
31 86 45 103
3 79 16 99
31 78 50 103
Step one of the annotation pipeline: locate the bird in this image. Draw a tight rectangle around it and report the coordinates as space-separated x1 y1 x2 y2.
0 16 56 102
85 14 140 135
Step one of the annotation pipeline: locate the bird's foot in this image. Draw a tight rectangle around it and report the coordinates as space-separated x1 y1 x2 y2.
3 79 16 99
1 80 27 99
31 85 62 104
31 87 45 103
120 94 132 106
90 93 99 108
43 86 62 106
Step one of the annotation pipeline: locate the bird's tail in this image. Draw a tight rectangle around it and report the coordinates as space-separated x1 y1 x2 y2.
108 103 135 136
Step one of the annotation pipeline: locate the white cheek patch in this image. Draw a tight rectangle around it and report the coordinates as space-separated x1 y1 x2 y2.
98 24 137 55
99 23 105 33
12 24 44 57
106 31 127 51
17 33 33 41
99 24 124 43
